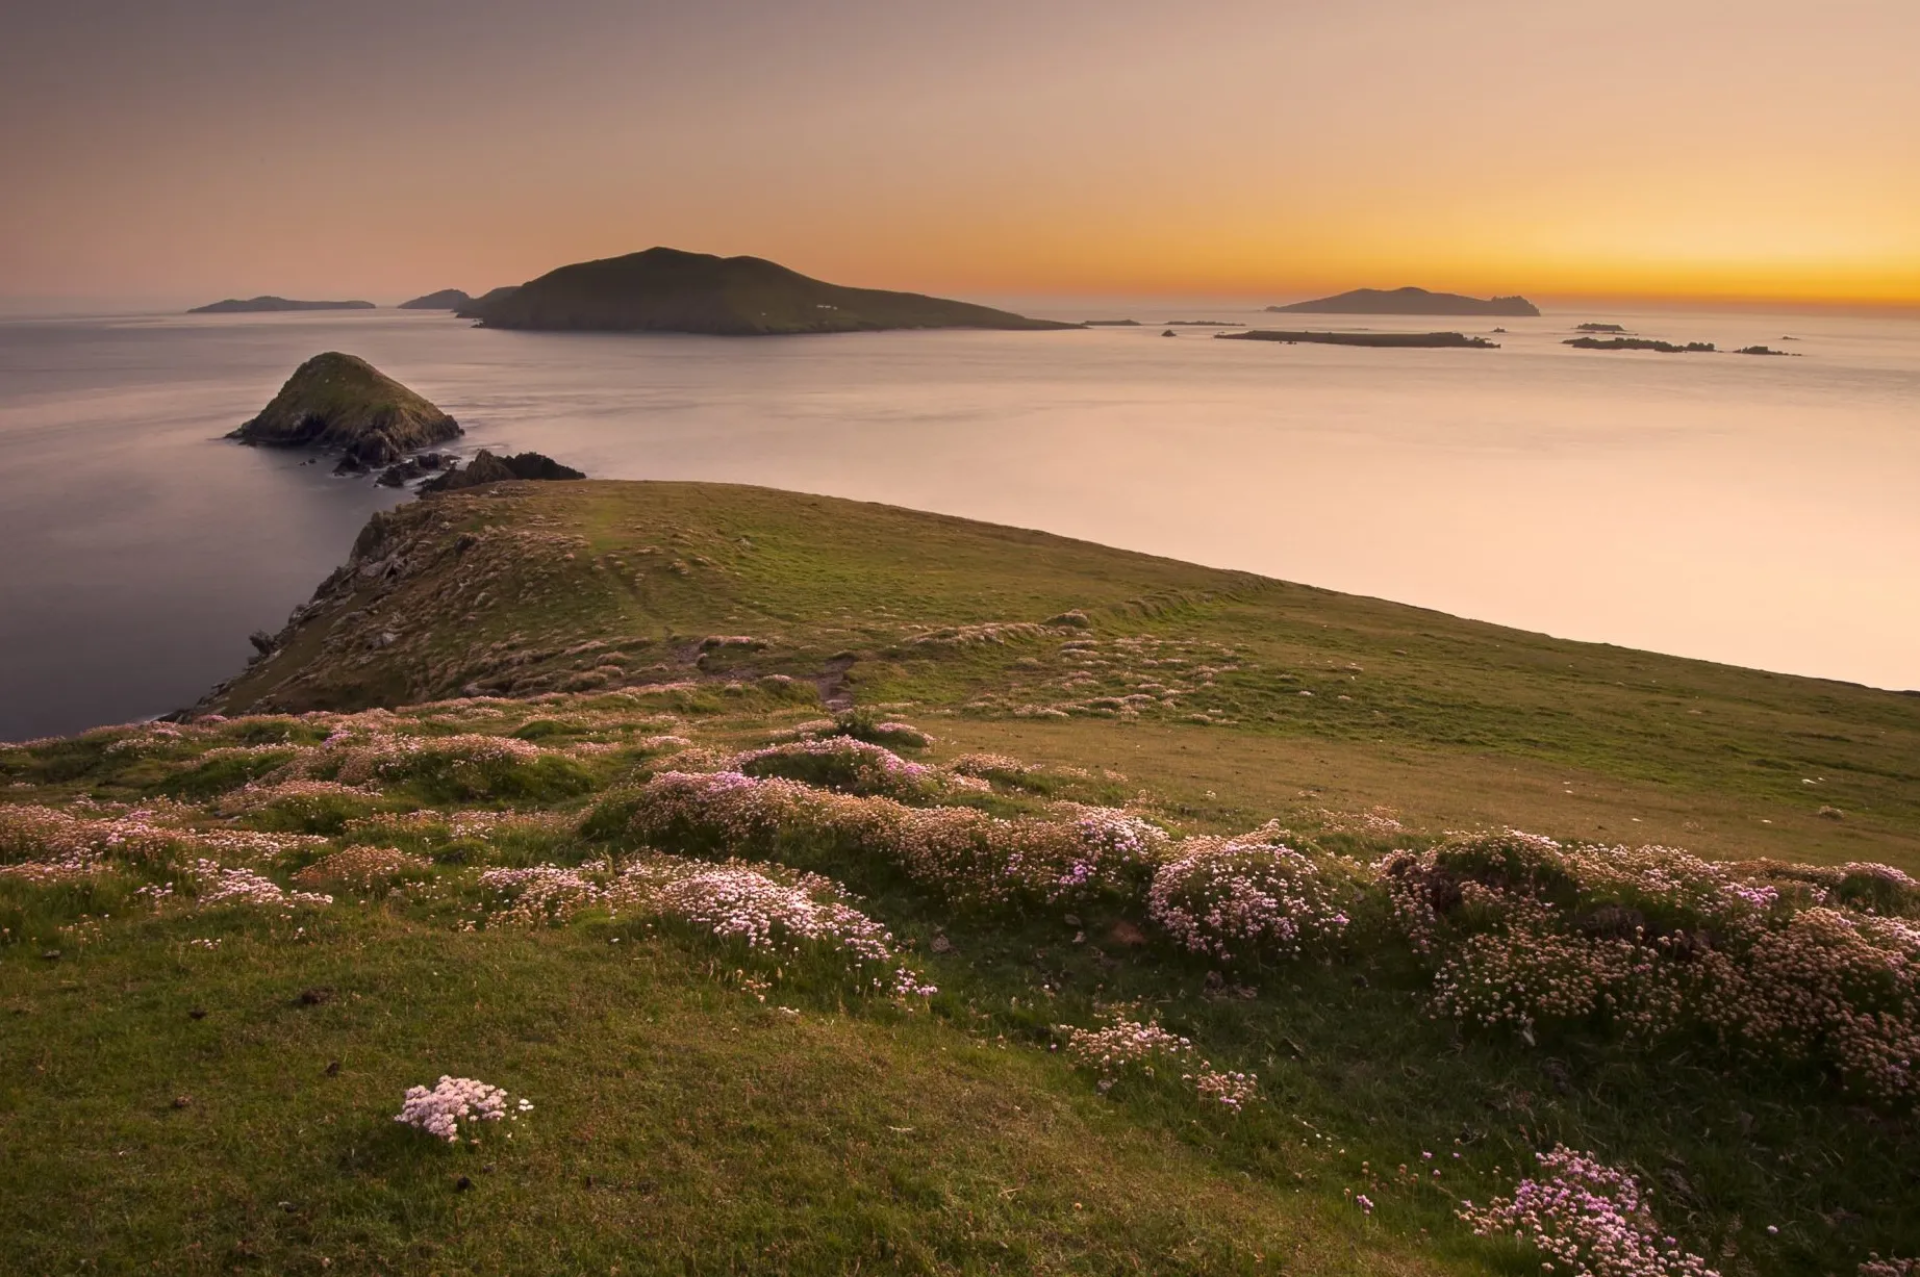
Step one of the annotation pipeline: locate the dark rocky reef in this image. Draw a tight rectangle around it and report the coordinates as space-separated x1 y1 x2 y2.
227 352 463 470
1218 329 1498 349
464 246 1077 335
375 453 454 487
398 289 472 311
1268 287 1539 318
1735 345 1797 357
418 450 586 494
189 297 375 314
1564 337 1715 353
1575 322 1629 333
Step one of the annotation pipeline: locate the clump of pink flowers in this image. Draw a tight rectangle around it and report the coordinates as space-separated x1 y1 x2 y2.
1459 1145 1720 1277
1147 834 1356 962
191 860 333 909
729 738 932 800
394 1076 531 1142
625 770 1164 910
1383 831 1920 1102
1061 1016 1259 1111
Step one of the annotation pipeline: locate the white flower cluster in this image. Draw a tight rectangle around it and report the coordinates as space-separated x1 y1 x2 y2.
191 860 332 909
1061 1016 1259 1111
394 1075 531 1142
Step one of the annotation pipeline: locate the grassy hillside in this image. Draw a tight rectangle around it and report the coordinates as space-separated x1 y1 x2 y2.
471 247 1078 335
6 481 1919 1275
214 481 1920 871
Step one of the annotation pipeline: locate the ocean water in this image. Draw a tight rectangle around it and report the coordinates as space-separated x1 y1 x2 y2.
1 303 1915 740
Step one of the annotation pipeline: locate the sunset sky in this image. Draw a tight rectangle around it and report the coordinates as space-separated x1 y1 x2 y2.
4 0 1917 308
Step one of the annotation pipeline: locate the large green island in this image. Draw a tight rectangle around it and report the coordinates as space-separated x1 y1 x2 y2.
465 246 1077 335
4 480 1918 1275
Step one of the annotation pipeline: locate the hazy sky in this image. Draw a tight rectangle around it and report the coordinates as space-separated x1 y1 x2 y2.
4 0 1916 306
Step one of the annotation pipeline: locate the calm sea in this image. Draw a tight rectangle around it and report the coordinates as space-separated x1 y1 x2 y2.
1 303 1915 739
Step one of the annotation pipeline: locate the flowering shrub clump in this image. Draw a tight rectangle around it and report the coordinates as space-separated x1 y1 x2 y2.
1061 1016 1259 1111
613 857 935 998
730 738 932 800
1459 1145 1720 1277
274 731 585 800
191 860 333 909
479 864 609 926
293 846 431 893
394 1076 530 1142
945 753 1043 786
0 803 325 875
1385 832 1920 1101
214 779 374 817
627 770 1164 910
1147 834 1357 962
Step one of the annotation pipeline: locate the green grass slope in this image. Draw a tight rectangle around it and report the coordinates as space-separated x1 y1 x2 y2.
471 247 1078 334
213 480 1920 871
5 481 1919 1275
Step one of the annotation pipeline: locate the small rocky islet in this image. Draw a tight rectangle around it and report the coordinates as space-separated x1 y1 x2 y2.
228 351 582 489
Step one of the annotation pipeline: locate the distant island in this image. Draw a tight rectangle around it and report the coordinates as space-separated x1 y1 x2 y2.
1164 320 1245 327
1564 336 1715 353
1267 286 1539 317
454 286 520 318
398 289 472 311
1082 319 1141 326
1218 329 1498 349
1575 322 1628 333
465 246 1078 335
1735 345 1797 357
189 297 376 314
228 352 462 471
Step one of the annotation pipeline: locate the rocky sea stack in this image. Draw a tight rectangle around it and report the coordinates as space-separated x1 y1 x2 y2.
228 352 463 469
465 246 1076 335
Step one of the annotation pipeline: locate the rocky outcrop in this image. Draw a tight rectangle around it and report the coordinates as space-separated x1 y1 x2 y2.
1218 329 1497 349
228 352 463 469
454 286 520 318
418 450 586 494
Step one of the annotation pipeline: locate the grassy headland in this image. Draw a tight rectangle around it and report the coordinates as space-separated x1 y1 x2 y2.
5 481 1918 1275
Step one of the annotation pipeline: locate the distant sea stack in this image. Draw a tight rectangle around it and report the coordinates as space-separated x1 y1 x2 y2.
398 289 473 311
189 297 376 314
465 246 1078 335
1268 287 1540 318
228 352 463 470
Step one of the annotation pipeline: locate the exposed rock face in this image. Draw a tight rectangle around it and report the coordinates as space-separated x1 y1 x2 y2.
465 246 1077 335
189 297 375 313
228 352 463 468
375 453 453 487
1563 337 1715 353
418 450 586 494
398 289 473 310
1267 287 1539 317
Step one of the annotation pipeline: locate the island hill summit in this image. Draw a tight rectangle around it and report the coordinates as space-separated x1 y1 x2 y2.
228 352 462 470
1269 286 1540 317
462 246 1076 335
